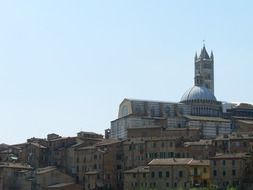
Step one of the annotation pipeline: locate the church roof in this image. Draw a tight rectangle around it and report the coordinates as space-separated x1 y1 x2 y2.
199 45 210 59
180 86 216 102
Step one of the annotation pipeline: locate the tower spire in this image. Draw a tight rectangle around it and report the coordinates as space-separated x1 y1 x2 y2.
194 44 214 93
195 52 198 60
210 50 214 60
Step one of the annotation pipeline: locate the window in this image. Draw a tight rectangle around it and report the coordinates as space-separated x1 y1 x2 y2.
166 171 170 177
223 170 226 176
232 160 235 166
179 171 183 177
151 172 155 178
213 170 217 176
161 152 166 158
159 171 162 178
222 160 226 166
133 174 136 178
232 169 236 176
213 160 216 166
203 167 207 173
194 168 198 176
143 173 146 178
116 154 122 160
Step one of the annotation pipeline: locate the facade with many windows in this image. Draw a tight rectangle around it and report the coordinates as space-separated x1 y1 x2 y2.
124 158 211 190
210 153 251 189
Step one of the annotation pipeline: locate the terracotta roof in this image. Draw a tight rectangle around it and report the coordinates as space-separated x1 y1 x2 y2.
148 158 209 166
237 103 253 109
0 162 32 170
124 136 177 145
184 140 212 147
96 139 121 146
37 166 56 174
76 146 96 151
189 159 210 166
149 158 193 166
30 142 47 149
124 166 150 173
47 183 74 188
214 133 253 140
48 137 76 142
211 153 251 159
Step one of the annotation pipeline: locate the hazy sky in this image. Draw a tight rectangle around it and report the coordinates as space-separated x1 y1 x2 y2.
0 1 252 144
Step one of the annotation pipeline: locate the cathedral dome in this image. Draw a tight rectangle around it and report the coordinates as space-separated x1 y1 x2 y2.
180 86 216 102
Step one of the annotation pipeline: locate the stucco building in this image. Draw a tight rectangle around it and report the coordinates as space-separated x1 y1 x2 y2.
124 158 211 190
210 153 252 189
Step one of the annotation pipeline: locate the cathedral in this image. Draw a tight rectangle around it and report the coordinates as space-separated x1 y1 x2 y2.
110 45 232 139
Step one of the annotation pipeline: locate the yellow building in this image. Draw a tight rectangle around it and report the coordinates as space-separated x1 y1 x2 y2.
124 158 211 190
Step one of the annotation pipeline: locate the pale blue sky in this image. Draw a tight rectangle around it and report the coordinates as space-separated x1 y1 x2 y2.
0 1 252 144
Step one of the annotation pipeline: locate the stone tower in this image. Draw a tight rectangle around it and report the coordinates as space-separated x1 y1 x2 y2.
194 44 214 93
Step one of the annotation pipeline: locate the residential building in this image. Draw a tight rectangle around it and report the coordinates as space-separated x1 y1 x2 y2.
124 158 211 190
210 153 252 189
184 139 215 160
213 133 253 153
0 162 32 190
74 139 124 190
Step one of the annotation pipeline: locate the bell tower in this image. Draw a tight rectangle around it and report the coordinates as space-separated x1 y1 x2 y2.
194 43 214 93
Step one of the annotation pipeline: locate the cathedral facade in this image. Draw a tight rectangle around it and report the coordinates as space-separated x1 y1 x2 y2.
110 46 231 139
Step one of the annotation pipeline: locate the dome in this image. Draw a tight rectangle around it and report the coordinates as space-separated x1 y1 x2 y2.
180 86 216 102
